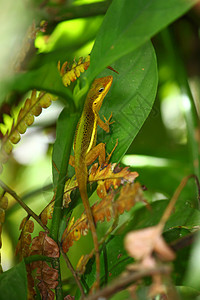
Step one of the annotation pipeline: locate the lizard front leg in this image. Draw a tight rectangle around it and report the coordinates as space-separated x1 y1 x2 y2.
97 112 114 133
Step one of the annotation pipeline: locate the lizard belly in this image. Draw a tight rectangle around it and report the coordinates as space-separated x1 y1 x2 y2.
86 119 97 154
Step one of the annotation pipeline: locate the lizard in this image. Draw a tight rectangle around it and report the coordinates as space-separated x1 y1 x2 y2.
70 75 115 289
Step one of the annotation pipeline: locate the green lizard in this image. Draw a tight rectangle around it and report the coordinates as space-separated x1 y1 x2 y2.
70 75 114 288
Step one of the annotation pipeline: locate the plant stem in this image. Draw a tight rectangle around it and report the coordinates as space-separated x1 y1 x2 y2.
0 179 48 232
6 183 53 217
24 255 53 264
50 114 77 241
49 111 79 300
40 0 112 25
85 266 171 300
51 258 63 299
159 175 198 229
60 245 85 298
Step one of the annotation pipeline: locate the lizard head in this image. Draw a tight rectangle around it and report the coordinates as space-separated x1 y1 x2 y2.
90 75 113 114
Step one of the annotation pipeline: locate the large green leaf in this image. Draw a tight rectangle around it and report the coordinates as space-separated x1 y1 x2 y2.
86 0 198 82
0 261 27 300
124 200 200 233
83 235 133 290
97 41 157 162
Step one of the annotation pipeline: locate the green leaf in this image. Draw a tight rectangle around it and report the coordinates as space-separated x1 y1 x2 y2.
50 108 78 241
166 205 200 230
52 109 78 187
86 0 198 81
98 41 158 162
1 63 73 106
83 235 133 289
177 286 200 300
123 199 200 234
0 261 27 300
104 236 133 283
110 290 131 300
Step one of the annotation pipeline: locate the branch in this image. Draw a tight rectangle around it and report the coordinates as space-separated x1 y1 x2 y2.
170 231 196 252
60 244 85 299
12 21 38 72
6 182 53 217
40 0 112 25
85 266 171 300
159 174 200 229
0 179 48 232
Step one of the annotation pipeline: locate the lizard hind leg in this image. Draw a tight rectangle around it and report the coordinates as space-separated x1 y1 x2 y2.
85 139 118 167
86 143 106 166
105 139 118 164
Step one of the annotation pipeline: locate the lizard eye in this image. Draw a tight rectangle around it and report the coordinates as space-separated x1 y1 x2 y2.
98 87 104 93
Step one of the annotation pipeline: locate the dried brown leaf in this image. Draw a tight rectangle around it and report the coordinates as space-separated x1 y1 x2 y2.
63 175 77 207
62 182 144 253
37 262 58 287
58 55 90 87
38 281 55 300
40 201 54 225
124 226 175 263
16 217 34 259
64 296 75 300
27 265 36 300
30 231 59 258
89 163 138 198
0 195 8 210
43 235 59 258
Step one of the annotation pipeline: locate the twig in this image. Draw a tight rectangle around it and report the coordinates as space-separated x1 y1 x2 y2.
0 179 49 232
170 231 196 252
22 183 53 201
85 266 171 300
24 255 53 264
13 21 38 72
60 245 85 299
6 182 53 217
159 174 200 230
191 174 200 203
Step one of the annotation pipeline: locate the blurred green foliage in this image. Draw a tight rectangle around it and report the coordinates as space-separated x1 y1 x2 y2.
0 0 200 299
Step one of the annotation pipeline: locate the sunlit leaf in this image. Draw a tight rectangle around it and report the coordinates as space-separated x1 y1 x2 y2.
87 0 198 81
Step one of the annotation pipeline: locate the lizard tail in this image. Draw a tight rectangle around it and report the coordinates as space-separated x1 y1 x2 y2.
76 163 100 287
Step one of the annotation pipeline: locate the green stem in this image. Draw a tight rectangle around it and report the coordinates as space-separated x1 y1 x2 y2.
50 115 77 241
24 255 53 264
0 179 49 232
51 258 63 299
102 243 108 285
6 183 53 217
60 245 85 298
49 111 79 299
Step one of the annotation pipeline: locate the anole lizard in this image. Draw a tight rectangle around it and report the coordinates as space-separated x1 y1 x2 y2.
70 75 114 288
